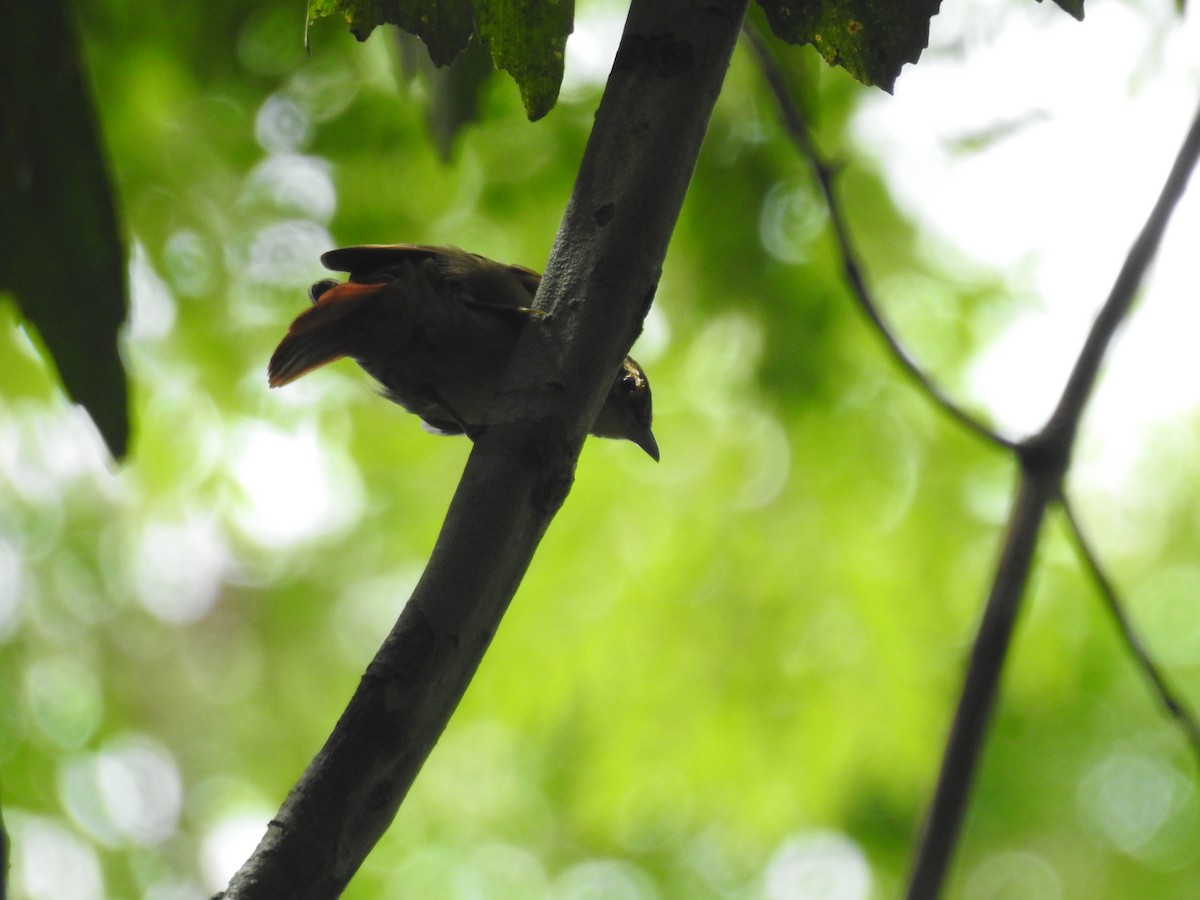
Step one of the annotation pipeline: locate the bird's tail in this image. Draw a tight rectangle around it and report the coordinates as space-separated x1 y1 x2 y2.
267 281 384 387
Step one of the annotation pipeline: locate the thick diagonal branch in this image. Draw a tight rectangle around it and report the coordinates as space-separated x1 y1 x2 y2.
218 2 748 897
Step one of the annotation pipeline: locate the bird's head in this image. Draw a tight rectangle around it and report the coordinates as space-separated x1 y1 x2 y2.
593 357 659 461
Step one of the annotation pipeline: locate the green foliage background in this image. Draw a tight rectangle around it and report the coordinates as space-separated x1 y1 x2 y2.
3 1 1200 898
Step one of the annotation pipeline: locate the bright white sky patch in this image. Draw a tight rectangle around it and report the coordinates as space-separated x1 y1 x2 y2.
854 0 1200 453
200 811 274 892
565 0 1200 485
561 4 626 97
0 402 120 505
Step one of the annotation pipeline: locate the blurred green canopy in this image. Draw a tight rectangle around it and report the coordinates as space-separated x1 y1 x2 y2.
3 0 1200 898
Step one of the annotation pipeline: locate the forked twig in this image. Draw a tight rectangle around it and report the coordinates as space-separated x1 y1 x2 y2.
909 96 1200 899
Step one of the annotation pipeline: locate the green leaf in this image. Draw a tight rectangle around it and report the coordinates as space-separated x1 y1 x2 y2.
309 0 475 65
308 0 572 120
1046 0 1085 21
756 0 943 92
475 0 572 121
0 0 129 459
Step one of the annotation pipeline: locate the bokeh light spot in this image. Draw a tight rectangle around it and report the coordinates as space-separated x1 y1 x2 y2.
245 220 333 287
163 230 220 299
60 734 184 848
130 242 178 341
632 301 671 365
243 154 337 223
759 179 827 264
0 535 25 639
763 830 871 900
9 812 105 900
25 656 103 750
228 421 364 548
553 858 658 900
1077 751 1187 856
254 92 312 154
60 755 122 847
133 514 229 623
97 734 184 844
964 850 1061 900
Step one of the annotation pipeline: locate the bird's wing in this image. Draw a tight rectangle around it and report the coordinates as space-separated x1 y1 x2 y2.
320 244 446 278
436 251 543 316
321 244 544 314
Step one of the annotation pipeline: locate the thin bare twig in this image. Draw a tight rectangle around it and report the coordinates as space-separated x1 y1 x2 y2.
1061 497 1200 765
906 467 1055 900
1043 111 1200 453
742 23 1015 452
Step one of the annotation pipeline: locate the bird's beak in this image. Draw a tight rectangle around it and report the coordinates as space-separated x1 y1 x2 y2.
630 422 660 462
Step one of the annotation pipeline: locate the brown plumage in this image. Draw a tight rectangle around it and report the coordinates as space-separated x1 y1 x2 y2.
268 244 659 460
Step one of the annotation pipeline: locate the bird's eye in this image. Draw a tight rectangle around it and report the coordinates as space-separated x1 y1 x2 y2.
309 279 340 304
621 374 639 394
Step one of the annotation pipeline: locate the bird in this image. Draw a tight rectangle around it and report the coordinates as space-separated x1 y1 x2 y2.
267 244 659 460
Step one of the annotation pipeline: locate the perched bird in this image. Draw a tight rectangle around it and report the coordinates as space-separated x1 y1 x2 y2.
268 244 659 460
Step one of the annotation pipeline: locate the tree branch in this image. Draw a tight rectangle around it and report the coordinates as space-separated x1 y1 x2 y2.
1061 497 1200 765
1042 106 1200 453
743 24 1014 452
905 465 1054 900
907 98 1200 899
218 1 749 896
